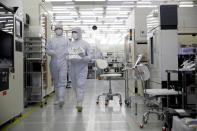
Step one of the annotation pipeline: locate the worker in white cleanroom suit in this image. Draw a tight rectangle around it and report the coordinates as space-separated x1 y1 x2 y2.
46 23 69 108
69 27 92 112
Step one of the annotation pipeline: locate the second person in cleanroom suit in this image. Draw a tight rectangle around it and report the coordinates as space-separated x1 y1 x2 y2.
46 23 69 108
69 27 92 112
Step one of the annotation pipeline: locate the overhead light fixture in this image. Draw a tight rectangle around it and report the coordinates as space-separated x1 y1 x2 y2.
0 16 13 19
137 1 151 4
52 11 70 14
3 27 13 29
80 15 103 18
45 0 72 2
52 8 69 11
53 6 74 9
179 1 194 7
107 5 134 8
179 2 193 4
75 0 105 1
179 4 194 7
2 29 12 32
55 15 77 19
106 7 120 11
93 8 103 11
80 11 94 15
137 5 157 8
108 0 133 1
5 23 13 26
0 20 6 23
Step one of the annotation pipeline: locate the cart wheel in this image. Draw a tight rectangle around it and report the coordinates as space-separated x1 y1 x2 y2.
162 127 166 131
140 124 144 128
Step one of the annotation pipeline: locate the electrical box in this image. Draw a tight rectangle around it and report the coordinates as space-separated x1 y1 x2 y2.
0 68 9 92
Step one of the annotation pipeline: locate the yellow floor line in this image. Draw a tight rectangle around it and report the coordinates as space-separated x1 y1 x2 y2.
1 93 54 131
1 107 39 131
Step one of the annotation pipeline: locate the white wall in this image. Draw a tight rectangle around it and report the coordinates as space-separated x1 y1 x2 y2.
126 10 135 29
22 0 42 26
178 7 197 33
134 8 152 42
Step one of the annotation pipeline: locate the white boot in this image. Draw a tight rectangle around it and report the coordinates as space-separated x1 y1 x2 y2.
54 101 59 105
54 89 59 105
76 102 83 112
59 100 64 108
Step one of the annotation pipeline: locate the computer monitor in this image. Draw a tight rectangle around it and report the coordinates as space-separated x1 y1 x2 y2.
0 30 14 67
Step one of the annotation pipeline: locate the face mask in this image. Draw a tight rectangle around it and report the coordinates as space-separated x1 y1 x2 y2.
72 33 78 40
55 29 63 36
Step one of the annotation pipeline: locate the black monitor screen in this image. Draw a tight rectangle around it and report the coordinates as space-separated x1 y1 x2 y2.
0 30 14 67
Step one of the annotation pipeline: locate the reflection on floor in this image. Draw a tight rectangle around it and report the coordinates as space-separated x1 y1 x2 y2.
7 80 163 131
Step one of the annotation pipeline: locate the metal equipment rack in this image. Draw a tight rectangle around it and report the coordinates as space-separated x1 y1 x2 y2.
24 37 47 107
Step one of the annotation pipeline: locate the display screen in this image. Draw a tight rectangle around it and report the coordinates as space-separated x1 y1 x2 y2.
0 30 14 67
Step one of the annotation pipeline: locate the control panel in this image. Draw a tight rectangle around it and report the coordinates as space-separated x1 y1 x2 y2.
0 68 9 92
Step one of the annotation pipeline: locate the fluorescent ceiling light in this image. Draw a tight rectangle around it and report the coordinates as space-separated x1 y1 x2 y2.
137 5 157 8
137 1 151 4
0 16 13 19
82 22 102 25
54 22 80 25
118 12 129 15
53 6 74 9
179 1 194 7
55 16 78 19
52 9 69 11
45 0 72 1
108 5 134 8
80 15 103 18
75 0 105 1
82 20 96 22
0 20 6 23
80 11 94 15
179 5 194 7
108 0 133 1
93 8 103 11
5 23 13 26
180 2 193 4
106 7 120 10
2 29 11 32
3 27 13 29
104 22 124 25
105 15 128 18
52 11 70 14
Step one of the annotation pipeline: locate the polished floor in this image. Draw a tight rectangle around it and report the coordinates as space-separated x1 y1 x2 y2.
7 80 163 131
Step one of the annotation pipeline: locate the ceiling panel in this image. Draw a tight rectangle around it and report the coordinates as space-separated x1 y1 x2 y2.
44 0 195 45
